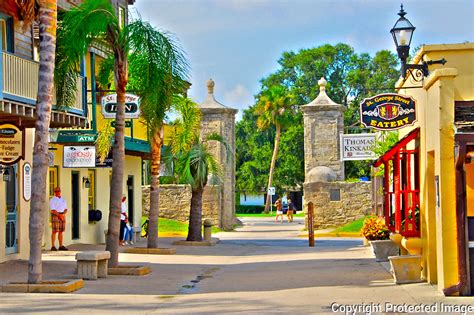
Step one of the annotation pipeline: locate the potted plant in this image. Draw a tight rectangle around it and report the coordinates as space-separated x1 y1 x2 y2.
361 217 399 261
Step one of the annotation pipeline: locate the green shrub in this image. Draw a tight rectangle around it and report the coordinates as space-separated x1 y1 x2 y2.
236 205 276 214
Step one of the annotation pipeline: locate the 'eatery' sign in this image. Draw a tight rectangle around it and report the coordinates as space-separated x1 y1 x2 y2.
360 93 416 130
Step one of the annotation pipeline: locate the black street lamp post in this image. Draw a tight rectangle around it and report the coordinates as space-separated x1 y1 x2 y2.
390 4 446 79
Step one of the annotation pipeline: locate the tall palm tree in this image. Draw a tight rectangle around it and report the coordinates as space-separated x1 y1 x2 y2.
56 0 188 265
126 23 188 248
18 0 58 284
170 96 229 241
254 85 293 213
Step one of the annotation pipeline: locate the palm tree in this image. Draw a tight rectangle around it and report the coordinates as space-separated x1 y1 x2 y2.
56 0 188 265
15 0 58 284
100 23 189 249
254 85 293 213
170 96 229 241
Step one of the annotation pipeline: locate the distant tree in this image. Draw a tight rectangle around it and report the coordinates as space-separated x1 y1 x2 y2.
256 44 399 180
254 85 294 213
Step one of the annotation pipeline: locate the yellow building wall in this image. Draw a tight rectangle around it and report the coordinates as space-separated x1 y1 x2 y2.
0 128 34 263
42 145 142 247
397 43 474 293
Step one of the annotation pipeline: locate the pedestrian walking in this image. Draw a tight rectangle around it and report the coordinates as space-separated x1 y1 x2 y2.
287 198 295 222
50 187 68 251
274 198 284 223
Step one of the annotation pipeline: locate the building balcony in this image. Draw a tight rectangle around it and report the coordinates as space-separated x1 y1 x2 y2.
0 51 87 128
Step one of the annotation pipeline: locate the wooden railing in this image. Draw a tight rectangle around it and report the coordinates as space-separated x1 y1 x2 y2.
1 52 83 111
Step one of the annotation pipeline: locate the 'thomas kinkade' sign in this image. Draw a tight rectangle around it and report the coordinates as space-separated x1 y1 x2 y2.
340 133 377 161
360 93 416 130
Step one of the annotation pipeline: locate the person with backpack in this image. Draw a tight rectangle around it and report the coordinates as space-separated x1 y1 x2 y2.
287 199 295 223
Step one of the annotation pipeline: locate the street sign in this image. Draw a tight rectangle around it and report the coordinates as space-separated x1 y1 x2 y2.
111 121 132 128
268 187 275 195
101 93 140 119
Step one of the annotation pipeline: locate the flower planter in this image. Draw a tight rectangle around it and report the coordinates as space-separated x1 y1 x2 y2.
388 255 423 284
369 239 399 262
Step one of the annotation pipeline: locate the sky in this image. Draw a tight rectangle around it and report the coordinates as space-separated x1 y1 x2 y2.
132 0 474 120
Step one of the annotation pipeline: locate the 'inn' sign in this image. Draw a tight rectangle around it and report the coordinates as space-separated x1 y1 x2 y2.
360 93 416 130
102 94 140 119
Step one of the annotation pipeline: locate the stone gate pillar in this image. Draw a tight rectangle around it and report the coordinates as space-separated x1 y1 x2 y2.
200 79 238 230
301 77 346 180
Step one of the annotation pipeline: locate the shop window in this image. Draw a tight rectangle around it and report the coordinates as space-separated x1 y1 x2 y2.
48 167 59 198
0 16 14 53
88 169 95 210
118 6 126 29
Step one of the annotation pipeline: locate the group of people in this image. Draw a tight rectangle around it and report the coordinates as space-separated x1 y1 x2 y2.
49 187 134 250
274 198 295 223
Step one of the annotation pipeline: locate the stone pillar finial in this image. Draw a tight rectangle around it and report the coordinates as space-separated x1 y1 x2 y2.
207 78 215 94
318 77 327 92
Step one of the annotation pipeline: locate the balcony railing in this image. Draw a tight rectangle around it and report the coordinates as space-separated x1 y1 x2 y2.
1 52 83 112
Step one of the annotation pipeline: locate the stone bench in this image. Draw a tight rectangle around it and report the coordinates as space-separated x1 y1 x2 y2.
75 251 111 280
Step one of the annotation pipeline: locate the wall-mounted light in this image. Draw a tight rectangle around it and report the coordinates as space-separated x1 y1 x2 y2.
390 4 446 80
126 177 133 190
83 176 91 189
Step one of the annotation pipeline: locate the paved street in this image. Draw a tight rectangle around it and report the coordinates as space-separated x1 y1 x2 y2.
0 217 472 314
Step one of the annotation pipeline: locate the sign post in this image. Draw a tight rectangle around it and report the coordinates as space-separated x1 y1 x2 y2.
308 202 315 247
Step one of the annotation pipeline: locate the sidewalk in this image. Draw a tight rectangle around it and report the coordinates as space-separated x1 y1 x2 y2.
0 217 472 314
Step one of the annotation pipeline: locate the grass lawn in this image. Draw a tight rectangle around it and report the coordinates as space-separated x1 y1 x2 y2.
331 217 366 233
141 217 221 237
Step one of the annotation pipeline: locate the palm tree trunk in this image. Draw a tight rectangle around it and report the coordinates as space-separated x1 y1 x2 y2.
187 187 204 241
28 0 57 284
264 123 281 213
105 50 128 267
147 127 163 248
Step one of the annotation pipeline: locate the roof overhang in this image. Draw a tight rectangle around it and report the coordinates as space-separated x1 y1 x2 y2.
373 128 420 167
0 100 87 129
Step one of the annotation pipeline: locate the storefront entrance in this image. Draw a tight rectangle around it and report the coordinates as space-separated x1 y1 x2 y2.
5 165 17 254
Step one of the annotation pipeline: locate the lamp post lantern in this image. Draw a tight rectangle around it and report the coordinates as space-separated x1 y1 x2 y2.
390 4 446 79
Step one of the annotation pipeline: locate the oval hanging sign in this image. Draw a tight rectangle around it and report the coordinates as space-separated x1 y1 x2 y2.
101 93 140 119
360 93 416 130
0 124 25 165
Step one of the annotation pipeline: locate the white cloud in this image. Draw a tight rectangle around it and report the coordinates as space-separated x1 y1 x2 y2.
224 84 253 109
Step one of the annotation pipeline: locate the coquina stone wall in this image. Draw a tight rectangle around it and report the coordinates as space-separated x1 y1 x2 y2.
303 181 372 229
142 185 221 226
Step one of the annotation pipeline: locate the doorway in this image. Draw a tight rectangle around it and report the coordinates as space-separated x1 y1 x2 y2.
71 172 80 239
127 175 134 225
5 165 17 254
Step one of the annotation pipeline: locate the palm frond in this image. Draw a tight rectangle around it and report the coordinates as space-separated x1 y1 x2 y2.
203 132 232 164
95 119 114 162
55 0 119 108
125 20 189 132
169 95 201 154
97 55 115 89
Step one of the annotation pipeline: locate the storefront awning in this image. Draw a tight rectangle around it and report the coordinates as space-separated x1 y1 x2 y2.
373 128 420 167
